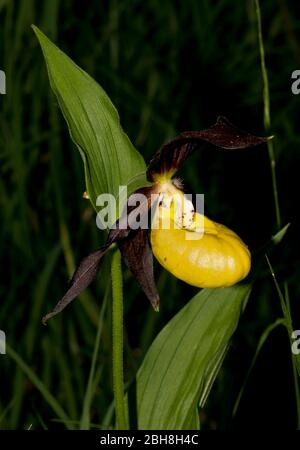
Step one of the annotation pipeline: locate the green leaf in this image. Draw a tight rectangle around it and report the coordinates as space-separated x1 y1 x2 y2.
136 284 251 430
32 25 147 220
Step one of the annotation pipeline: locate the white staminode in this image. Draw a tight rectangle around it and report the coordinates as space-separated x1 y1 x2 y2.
151 180 205 239
151 181 195 230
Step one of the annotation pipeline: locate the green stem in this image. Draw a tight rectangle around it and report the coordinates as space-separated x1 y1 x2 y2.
255 0 281 229
111 249 128 430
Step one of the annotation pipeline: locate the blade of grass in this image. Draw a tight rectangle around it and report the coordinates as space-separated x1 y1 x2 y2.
32 406 48 430
101 400 115 430
233 317 286 417
265 255 300 428
53 345 79 420
26 244 61 356
6 344 73 429
0 399 16 425
255 0 281 229
80 285 110 429
255 0 300 429
9 370 24 429
265 255 300 377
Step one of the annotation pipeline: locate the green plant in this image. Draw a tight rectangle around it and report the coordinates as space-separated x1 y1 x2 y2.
1 0 298 431
31 12 293 429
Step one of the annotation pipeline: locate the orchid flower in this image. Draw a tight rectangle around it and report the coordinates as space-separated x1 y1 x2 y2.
42 117 269 323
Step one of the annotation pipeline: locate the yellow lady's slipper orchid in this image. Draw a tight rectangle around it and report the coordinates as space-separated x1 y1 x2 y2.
43 117 268 323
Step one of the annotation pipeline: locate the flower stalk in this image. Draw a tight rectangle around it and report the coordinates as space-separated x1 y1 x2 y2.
111 249 128 430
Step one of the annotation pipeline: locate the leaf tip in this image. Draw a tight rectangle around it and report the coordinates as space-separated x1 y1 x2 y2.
31 24 41 36
271 222 290 245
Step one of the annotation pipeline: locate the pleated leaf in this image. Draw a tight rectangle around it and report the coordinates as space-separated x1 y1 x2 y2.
137 284 251 429
32 26 147 217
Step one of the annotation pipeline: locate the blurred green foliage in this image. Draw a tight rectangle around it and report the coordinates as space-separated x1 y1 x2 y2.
0 0 299 429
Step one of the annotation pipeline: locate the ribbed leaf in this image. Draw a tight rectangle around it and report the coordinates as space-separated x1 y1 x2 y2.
137 284 251 429
32 26 147 217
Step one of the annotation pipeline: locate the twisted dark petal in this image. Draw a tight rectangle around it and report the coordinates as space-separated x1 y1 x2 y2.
43 186 158 323
147 116 271 181
112 188 160 310
119 229 160 311
42 245 110 324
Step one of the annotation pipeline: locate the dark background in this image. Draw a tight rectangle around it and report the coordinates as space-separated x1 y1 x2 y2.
0 0 300 429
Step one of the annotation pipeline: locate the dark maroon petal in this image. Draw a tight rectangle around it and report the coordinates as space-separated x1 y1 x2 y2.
43 187 158 323
119 229 160 311
147 116 271 181
108 186 155 242
42 245 111 324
